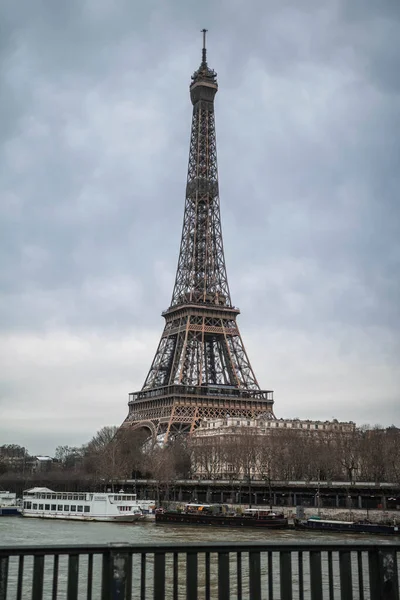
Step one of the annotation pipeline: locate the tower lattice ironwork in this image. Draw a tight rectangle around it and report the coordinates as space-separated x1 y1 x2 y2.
122 31 275 441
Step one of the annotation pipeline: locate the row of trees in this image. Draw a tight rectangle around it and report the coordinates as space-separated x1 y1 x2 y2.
0 427 191 495
1 424 400 490
191 425 400 483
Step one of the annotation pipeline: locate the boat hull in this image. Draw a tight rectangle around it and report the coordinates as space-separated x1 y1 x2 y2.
156 512 288 528
22 513 141 523
0 507 21 517
295 519 400 536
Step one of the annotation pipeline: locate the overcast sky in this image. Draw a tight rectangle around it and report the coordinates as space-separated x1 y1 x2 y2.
1 0 399 456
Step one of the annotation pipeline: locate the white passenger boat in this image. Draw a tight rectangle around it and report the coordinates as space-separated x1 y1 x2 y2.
22 487 142 522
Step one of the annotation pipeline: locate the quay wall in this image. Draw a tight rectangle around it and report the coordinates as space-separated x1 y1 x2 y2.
162 501 400 523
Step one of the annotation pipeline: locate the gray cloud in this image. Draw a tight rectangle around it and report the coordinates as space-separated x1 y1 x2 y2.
0 0 399 454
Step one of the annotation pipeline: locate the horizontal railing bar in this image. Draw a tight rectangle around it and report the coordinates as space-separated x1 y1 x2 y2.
1 541 400 556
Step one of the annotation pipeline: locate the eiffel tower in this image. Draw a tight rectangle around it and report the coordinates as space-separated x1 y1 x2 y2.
122 31 275 441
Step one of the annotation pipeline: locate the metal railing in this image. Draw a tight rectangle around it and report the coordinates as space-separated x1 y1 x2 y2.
0 541 399 599
129 385 274 404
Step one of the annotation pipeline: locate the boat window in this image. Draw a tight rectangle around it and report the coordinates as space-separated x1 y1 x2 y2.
64 505 69 511
45 504 50 510
33 504 37 509
51 504 56 511
46 494 51 499
57 505 63 511
84 506 90 513
62 494 67 500
25 502 32 509
39 504 43 510
77 506 83 512
73 495 78 501
52 494 56 499
71 505 76 511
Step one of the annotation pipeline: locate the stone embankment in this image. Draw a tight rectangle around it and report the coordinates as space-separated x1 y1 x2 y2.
290 506 399 523
163 501 399 523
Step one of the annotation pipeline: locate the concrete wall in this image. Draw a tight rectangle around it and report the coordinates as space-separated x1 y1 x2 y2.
163 501 400 523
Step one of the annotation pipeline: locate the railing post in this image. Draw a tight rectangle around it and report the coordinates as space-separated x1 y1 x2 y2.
369 548 399 600
218 551 230 600
339 550 353 600
67 554 79 600
32 555 45 600
186 552 198 600
0 557 9 600
280 551 292 600
309 551 323 600
154 552 166 600
102 549 132 600
249 551 261 600
380 550 399 600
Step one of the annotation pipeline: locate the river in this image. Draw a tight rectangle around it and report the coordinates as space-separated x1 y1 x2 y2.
1 515 394 546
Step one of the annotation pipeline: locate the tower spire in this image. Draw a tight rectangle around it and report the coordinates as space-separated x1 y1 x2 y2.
201 28 207 65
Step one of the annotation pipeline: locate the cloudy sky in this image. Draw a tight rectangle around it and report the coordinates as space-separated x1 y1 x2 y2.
1 0 399 455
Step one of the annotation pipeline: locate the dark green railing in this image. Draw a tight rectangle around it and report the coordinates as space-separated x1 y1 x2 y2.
0 541 399 599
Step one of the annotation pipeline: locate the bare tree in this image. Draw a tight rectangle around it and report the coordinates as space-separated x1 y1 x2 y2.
385 427 400 483
335 428 362 482
147 445 178 504
189 436 225 479
86 426 118 453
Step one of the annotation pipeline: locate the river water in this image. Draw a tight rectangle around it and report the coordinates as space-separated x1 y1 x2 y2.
0 517 395 599
2 515 393 546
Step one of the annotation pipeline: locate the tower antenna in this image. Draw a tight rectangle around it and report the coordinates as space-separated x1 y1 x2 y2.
201 28 208 64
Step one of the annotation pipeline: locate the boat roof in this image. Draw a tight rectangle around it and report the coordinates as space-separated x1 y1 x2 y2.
309 518 354 525
24 487 55 494
245 508 274 512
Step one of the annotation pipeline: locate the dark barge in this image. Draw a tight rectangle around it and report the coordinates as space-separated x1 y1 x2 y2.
155 504 288 529
295 517 400 536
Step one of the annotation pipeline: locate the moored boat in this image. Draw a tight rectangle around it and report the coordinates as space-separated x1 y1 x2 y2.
0 491 20 516
294 516 400 536
156 503 288 528
22 487 143 523
137 502 157 521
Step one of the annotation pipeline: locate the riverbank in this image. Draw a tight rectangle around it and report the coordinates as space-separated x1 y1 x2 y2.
162 501 400 523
